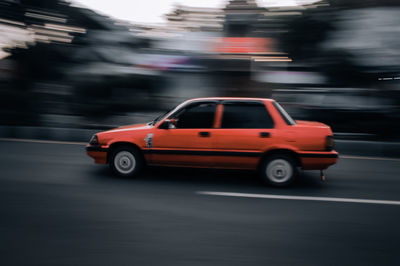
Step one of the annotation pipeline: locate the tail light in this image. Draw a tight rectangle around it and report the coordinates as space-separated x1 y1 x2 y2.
326 135 334 151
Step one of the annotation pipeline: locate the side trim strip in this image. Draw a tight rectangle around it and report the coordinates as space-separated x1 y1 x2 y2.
299 153 338 158
143 149 262 157
86 146 338 159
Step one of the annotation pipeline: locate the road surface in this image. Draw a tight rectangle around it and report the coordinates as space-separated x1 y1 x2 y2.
1 140 400 266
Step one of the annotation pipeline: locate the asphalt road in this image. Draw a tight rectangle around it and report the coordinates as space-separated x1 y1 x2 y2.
1 140 400 266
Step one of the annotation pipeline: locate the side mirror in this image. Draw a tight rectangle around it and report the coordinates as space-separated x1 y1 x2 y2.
160 119 177 129
159 120 170 129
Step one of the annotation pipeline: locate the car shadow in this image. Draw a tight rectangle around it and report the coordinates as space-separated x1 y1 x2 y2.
89 165 327 191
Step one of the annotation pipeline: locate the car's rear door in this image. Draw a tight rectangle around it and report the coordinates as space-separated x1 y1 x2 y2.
150 101 218 167
212 101 277 169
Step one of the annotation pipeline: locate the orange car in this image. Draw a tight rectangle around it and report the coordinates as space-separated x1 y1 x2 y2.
86 98 338 186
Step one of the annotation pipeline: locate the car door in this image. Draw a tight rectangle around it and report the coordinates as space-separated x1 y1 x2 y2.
212 101 277 169
150 101 218 167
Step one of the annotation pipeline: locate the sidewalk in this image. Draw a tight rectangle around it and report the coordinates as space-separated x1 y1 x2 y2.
1 125 399 158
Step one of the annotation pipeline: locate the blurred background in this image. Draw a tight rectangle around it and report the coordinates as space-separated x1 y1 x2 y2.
1 0 399 140
1 2 400 265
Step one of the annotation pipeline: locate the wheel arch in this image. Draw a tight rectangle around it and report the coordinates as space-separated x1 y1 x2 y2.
107 141 145 164
258 149 301 170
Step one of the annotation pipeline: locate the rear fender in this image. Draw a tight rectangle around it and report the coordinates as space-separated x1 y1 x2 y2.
259 145 301 169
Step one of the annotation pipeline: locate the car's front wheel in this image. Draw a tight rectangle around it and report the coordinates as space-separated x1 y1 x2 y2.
260 154 297 187
110 147 143 177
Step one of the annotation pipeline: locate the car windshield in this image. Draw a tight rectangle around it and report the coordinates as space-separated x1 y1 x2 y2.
148 106 176 126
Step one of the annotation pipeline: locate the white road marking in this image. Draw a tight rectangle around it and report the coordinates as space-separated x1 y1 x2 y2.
340 155 400 162
0 138 86 145
197 191 400 206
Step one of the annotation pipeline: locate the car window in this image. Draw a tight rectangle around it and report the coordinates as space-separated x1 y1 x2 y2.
272 101 296 125
221 102 274 129
174 102 216 129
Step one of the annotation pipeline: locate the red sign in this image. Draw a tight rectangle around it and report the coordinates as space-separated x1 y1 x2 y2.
214 37 274 54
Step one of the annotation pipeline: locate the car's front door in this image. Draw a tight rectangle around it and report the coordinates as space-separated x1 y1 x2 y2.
150 101 218 167
212 101 277 169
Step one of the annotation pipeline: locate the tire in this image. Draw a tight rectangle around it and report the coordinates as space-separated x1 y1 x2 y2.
260 154 297 187
109 146 143 177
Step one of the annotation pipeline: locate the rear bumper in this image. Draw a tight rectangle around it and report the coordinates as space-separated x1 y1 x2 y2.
297 150 338 170
86 145 108 164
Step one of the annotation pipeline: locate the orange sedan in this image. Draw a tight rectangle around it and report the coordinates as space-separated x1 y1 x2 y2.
86 98 338 186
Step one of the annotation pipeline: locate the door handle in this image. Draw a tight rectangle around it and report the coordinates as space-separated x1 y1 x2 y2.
199 132 210 137
260 132 270 138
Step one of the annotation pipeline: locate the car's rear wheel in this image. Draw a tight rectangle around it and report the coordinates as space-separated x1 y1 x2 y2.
110 146 143 177
260 154 297 187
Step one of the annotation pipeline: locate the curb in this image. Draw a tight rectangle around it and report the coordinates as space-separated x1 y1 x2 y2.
0 126 98 143
1 125 400 158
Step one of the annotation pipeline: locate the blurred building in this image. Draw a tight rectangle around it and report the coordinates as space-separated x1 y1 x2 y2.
0 0 399 139
0 0 164 128
268 0 400 138
165 5 224 32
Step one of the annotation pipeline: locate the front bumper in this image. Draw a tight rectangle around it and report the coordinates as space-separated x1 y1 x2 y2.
297 150 338 170
86 145 108 164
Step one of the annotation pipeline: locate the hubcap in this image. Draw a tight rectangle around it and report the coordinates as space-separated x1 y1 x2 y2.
114 151 136 174
266 159 293 183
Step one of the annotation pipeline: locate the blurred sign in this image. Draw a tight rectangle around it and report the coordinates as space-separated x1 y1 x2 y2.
214 37 274 54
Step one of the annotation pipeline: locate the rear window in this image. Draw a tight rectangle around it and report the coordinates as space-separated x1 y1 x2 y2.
272 101 296 125
221 102 274 129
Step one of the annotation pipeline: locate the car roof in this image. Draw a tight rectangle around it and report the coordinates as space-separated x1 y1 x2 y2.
186 97 275 103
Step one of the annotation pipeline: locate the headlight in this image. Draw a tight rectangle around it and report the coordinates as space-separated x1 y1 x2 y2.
89 134 98 145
